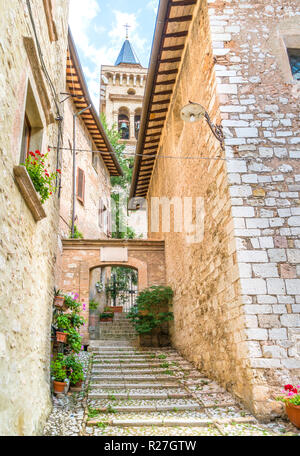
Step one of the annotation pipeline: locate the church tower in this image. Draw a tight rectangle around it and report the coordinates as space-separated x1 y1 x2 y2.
100 29 148 153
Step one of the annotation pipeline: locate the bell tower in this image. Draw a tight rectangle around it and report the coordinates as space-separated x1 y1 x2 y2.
100 27 148 153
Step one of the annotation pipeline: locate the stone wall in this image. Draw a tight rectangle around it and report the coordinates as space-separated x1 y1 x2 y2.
146 0 300 420
59 240 166 344
58 97 112 240
0 0 69 435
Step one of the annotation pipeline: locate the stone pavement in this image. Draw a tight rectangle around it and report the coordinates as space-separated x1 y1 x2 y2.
43 342 300 437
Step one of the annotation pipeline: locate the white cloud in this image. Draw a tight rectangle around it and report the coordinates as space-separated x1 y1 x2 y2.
68 2 149 107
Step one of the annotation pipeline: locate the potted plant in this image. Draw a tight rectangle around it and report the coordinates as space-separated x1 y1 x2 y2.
54 288 66 310
100 312 114 322
51 354 68 394
108 306 123 313
276 384 300 428
55 314 71 343
65 354 84 391
127 285 174 347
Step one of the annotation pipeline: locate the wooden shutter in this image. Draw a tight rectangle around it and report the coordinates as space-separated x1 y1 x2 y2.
77 168 85 204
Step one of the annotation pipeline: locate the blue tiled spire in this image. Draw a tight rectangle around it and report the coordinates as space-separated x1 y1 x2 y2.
115 40 141 66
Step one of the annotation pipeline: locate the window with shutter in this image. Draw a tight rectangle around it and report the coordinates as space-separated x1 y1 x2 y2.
77 168 85 204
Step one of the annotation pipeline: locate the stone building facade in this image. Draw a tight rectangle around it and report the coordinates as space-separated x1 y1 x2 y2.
100 40 148 152
56 31 123 341
100 38 148 237
130 0 300 420
58 31 122 242
0 0 69 435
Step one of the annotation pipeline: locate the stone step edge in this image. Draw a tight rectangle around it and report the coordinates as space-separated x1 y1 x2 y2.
87 401 237 409
86 405 201 413
89 383 181 389
90 376 203 381
89 393 192 400
87 416 257 427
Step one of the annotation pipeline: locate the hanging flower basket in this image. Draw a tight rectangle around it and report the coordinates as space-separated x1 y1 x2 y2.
54 295 66 310
56 331 68 343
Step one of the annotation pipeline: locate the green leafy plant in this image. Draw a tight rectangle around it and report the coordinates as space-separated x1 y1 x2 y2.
63 293 81 313
51 353 67 382
158 354 167 360
127 285 174 334
65 354 84 386
88 407 100 419
67 327 82 353
56 314 71 331
106 405 117 414
89 299 98 311
100 312 114 320
70 224 83 239
23 149 60 203
160 362 170 368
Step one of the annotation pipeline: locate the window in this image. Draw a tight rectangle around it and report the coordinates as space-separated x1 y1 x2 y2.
20 81 44 164
287 48 300 81
118 114 130 139
77 168 85 204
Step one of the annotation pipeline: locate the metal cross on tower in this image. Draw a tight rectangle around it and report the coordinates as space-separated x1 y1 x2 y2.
124 23 131 39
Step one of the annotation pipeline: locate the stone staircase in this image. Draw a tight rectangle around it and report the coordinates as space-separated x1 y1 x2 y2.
99 313 137 340
85 341 266 436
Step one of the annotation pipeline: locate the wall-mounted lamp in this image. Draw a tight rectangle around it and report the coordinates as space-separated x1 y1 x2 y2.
180 101 224 149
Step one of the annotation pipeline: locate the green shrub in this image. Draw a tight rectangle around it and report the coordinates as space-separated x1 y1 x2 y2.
51 353 67 382
89 299 98 311
127 285 174 334
65 354 84 386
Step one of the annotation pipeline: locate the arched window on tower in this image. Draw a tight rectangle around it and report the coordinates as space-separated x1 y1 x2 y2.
118 108 130 140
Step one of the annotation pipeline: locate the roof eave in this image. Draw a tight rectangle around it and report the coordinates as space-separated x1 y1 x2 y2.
129 0 169 200
68 28 123 177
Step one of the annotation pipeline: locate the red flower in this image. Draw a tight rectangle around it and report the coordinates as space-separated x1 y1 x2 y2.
35 150 41 155
56 169 61 174
292 388 298 394
284 384 294 391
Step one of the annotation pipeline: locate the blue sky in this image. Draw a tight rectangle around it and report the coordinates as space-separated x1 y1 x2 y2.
69 0 159 109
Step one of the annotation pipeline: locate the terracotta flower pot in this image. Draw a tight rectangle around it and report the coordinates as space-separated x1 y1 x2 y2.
53 380 67 394
109 306 123 313
286 403 300 429
100 318 113 322
70 380 83 391
54 296 65 309
56 331 68 343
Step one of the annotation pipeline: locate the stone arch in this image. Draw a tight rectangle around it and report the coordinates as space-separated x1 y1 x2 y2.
88 256 147 291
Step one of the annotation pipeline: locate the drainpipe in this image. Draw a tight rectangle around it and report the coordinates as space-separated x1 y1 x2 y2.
71 105 91 237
